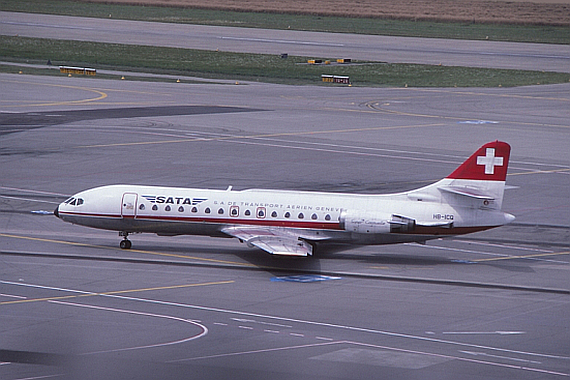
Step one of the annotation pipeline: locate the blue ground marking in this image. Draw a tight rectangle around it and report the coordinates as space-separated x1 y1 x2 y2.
271 274 342 283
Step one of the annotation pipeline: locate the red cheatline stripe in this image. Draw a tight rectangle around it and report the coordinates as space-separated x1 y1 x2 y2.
58 211 342 230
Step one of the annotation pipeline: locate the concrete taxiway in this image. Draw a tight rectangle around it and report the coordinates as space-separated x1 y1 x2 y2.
1 14 569 380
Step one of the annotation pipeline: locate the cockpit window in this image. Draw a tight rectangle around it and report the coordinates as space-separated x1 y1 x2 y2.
64 197 83 206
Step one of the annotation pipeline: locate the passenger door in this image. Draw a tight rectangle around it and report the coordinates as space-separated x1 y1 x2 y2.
121 193 138 218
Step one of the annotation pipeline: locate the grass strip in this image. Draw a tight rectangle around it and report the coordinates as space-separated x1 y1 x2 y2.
0 63 214 84
2 36 569 87
0 0 568 44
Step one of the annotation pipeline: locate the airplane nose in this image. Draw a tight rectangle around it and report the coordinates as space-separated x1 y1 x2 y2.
54 206 59 218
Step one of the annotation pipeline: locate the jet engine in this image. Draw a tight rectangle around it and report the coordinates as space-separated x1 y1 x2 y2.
339 211 416 234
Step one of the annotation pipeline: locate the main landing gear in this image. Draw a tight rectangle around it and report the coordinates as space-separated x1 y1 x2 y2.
119 231 132 249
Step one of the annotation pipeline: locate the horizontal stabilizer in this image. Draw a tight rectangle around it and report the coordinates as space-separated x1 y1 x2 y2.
417 221 453 228
438 186 495 200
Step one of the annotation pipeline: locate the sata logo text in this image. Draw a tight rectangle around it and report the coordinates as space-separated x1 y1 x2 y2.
142 195 207 205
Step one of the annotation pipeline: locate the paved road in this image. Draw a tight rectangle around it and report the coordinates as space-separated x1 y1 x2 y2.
1 11 570 72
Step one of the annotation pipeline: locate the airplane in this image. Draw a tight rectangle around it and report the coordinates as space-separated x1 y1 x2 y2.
54 140 515 256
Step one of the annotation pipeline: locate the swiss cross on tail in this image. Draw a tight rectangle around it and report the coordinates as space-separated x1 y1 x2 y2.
447 141 510 181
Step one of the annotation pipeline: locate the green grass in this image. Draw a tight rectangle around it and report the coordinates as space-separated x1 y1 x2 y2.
2 36 569 87
0 0 569 44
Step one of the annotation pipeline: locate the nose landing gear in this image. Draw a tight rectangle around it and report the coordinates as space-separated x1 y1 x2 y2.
119 231 132 249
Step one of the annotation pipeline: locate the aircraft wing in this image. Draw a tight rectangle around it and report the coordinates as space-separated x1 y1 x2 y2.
221 226 314 256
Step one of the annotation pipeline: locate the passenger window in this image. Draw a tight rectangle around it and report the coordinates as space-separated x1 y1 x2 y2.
298 213 304 219
165 205 171 211
178 206 184 212
256 207 266 218
139 204 145 210
191 207 198 213
311 213 318 220
205 207 211 214
271 211 278 217
152 205 158 211
245 210 251 216
325 214 331 221
284 212 290 218
218 208 224 215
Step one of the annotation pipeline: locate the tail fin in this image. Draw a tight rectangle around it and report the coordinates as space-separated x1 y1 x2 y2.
407 141 511 211
447 140 510 182
438 140 511 210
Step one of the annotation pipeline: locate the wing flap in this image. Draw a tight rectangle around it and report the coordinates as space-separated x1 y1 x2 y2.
221 226 313 256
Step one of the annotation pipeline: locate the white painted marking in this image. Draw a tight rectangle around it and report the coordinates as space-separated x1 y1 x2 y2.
0 293 27 299
4 280 569 364
170 341 340 362
443 331 526 335
477 148 504 174
0 195 59 204
315 336 334 341
458 120 498 124
453 239 554 254
230 135 461 166
232 317 292 328
408 243 568 264
290 333 305 337
0 186 68 196
49 300 208 354
220 36 344 47
345 341 569 377
264 330 280 334
238 326 254 330
213 322 228 326
460 351 542 364
232 318 255 323
311 347 450 369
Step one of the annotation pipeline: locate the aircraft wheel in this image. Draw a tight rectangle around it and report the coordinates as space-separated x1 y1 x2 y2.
120 239 132 249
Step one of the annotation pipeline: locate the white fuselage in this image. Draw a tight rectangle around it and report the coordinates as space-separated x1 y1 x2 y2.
54 141 515 255
56 182 514 246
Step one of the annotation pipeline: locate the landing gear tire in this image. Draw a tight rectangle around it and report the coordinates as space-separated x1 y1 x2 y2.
119 232 132 249
120 239 132 249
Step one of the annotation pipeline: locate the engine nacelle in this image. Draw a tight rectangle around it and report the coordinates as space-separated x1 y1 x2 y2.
339 211 416 234
389 214 416 233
